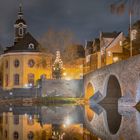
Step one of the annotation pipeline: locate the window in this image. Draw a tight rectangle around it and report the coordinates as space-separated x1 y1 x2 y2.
14 59 20 68
14 74 20 85
28 74 34 86
5 74 8 87
19 27 23 36
13 115 19 125
28 43 35 49
13 131 19 140
5 60 8 68
27 131 34 140
28 59 35 68
27 115 34 125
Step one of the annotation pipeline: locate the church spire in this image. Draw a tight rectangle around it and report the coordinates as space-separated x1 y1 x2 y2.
18 3 23 19
14 3 27 43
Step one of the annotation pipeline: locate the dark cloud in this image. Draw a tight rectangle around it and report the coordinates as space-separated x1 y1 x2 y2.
0 0 137 47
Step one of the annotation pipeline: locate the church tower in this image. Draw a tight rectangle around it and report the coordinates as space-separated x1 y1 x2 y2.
14 4 27 43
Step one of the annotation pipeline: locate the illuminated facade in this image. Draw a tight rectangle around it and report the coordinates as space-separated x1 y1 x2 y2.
84 32 125 74
0 5 52 90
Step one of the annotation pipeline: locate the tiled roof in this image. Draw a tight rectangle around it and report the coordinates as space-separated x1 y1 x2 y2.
4 32 41 53
101 32 120 38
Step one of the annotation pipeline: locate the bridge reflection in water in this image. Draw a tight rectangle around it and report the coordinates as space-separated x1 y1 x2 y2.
0 103 139 140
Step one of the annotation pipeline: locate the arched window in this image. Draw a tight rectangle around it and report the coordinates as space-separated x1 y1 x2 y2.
28 73 34 86
27 115 34 125
13 131 19 140
27 131 34 140
5 60 8 68
14 59 20 68
14 74 20 85
28 59 35 68
19 27 23 36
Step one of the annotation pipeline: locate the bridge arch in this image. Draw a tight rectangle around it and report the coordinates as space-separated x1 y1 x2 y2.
104 75 122 135
85 82 95 100
85 82 95 121
104 75 122 103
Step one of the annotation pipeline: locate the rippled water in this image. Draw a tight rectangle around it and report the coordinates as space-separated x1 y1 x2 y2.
0 104 139 140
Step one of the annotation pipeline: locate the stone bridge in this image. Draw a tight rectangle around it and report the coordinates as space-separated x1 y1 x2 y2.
84 54 140 106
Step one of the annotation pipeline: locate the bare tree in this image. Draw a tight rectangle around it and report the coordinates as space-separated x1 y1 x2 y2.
110 0 140 15
63 44 85 64
39 29 76 54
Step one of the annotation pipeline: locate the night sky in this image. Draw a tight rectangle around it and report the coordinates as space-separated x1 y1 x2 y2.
0 0 139 48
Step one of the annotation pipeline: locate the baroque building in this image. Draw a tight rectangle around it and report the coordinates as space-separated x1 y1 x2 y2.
0 5 52 90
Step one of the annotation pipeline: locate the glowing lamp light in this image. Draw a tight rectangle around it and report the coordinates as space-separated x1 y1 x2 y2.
24 113 27 117
9 107 12 111
64 117 71 126
24 84 28 88
113 57 119 62
63 72 67 76
63 124 66 128
29 115 32 120
29 83 33 87
9 92 13 95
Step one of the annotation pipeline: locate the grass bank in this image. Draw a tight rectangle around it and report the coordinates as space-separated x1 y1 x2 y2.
35 97 85 105
0 97 85 106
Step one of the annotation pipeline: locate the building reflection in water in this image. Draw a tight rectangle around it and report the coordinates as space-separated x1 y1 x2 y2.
0 105 100 140
0 104 139 140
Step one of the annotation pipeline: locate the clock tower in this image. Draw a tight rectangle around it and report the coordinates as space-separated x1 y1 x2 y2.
14 4 27 43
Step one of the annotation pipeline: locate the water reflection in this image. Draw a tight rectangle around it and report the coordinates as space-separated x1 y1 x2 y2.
0 105 98 140
0 105 139 140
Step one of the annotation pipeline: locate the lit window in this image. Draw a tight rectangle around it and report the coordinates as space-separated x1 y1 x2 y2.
14 74 20 85
113 57 119 62
107 51 112 56
119 41 122 46
28 74 34 86
13 131 19 140
27 131 34 140
28 59 35 68
14 59 20 68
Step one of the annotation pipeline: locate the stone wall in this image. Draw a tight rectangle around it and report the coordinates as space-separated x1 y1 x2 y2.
40 79 84 98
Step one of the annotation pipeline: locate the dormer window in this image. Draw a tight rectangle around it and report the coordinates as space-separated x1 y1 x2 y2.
28 43 35 50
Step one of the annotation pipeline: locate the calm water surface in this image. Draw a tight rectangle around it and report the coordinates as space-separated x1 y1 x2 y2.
0 104 139 140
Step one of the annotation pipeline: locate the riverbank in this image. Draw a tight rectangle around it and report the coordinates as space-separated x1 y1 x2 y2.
0 97 86 106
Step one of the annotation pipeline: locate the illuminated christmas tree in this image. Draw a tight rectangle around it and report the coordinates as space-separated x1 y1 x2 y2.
52 51 63 79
